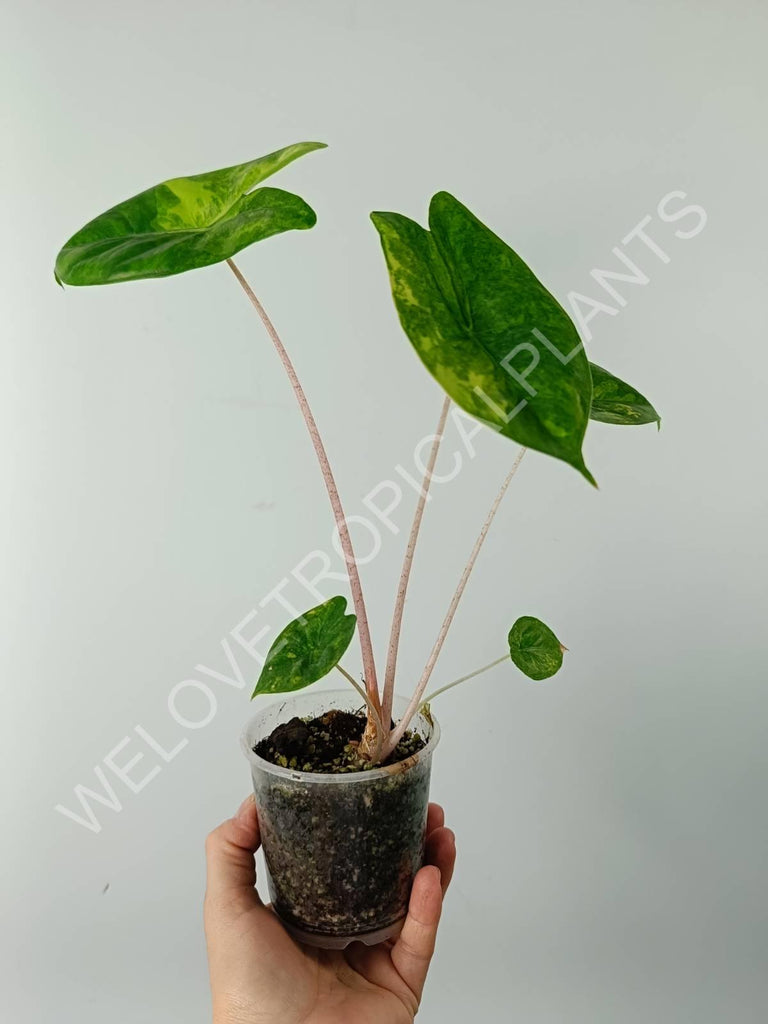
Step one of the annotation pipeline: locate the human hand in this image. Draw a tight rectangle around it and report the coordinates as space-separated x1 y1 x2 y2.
204 794 456 1024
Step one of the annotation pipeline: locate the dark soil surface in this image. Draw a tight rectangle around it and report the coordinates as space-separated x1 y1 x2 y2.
255 708 425 773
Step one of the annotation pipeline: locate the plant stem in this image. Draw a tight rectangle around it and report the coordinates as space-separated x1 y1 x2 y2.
335 664 384 752
227 259 380 713
381 397 452 726
381 447 527 757
420 655 508 706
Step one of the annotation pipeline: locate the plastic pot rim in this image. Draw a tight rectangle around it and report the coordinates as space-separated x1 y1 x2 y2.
240 688 441 784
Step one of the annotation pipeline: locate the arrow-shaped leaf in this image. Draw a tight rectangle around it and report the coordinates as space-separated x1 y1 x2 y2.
372 193 595 484
589 363 660 427
252 596 357 697
508 615 564 680
55 141 326 286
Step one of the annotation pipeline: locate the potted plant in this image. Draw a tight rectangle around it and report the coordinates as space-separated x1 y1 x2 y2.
55 141 659 948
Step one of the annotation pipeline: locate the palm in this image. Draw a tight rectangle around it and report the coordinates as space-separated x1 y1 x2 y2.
234 910 415 1023
205 800 456 1024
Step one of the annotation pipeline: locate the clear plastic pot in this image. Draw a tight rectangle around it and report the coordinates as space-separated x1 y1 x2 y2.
241 689 440 949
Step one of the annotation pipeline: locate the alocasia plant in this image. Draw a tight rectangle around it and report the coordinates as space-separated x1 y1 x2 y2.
55 146 659 766
367 192 658 755
249 192 658 760
55 141 386 753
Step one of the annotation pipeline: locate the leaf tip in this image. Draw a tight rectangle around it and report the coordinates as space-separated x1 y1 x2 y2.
577 459 598 489
429 189 458 208
288 140 328 159
304 202 318 229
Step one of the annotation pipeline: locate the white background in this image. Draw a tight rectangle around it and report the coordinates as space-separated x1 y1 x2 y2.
3 1 767 1021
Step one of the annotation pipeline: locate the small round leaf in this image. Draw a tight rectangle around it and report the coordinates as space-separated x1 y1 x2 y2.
508 616 564 681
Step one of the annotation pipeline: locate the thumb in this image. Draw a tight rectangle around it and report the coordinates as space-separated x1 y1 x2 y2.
204 794 264 909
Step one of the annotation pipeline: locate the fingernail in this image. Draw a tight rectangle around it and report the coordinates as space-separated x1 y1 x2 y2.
236 794 255 821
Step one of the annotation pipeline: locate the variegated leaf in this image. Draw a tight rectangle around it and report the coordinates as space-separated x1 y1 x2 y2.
372 192 595 483
55 141 326 285
589 363 660 427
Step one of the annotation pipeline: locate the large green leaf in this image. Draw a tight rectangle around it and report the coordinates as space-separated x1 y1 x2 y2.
589 363 661 427
508 616 564 681
55 141 326 286
371 193 595 483
252 596 356 697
